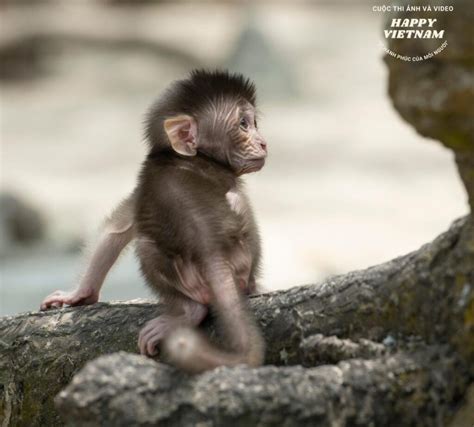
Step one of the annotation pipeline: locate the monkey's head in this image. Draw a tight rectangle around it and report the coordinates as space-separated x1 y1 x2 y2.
145 69 267 175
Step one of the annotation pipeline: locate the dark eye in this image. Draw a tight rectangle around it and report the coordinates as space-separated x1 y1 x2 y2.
240 117 248 130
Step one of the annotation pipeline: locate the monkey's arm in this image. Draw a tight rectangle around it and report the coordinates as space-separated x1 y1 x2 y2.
40 193 136 310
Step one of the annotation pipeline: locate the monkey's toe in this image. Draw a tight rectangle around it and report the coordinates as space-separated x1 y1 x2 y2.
138 331 161 356
138 316 174 356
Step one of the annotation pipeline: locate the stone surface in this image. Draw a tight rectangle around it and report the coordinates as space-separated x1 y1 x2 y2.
1 216 472 425
56 348 468 426
385 0 474 208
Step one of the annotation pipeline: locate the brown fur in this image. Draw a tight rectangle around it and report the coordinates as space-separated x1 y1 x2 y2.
41 70 267 373
135 70 267 372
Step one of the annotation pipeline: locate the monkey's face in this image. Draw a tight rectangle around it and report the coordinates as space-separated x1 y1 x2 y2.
226 103 267 176
163 100 267 176
197 100 267 175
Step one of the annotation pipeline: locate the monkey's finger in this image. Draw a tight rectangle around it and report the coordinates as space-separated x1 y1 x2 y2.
40 290 63 306
139 322 158 337
138 331 149 355
139 320 164 341
139 329 161 355
40 300 62 310
40 293 74 310
47 298 65 308
139 323 164 343
145 334 162 356
40 302 50 310
139 336 149 355
40 299 51 310
139 331 155 355
40 297 61 310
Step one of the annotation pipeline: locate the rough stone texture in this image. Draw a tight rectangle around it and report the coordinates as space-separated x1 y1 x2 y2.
1 215 472 426
385 0 474 208
299 334 386 365
55 348 468 427
0 301 159 426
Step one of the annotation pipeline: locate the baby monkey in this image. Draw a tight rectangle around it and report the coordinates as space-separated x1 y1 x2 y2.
41 70 267 373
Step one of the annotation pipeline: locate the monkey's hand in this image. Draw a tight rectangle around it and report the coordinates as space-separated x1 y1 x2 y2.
40 287 99 310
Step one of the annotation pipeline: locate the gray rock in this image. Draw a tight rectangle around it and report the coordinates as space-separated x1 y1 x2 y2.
0 192 45 253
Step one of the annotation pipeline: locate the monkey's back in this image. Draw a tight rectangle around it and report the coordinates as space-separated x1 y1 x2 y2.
135 152 253 261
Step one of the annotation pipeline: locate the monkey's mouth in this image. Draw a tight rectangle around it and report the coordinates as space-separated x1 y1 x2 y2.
239 158 265 175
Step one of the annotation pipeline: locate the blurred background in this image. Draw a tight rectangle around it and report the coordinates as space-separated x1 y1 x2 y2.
0 0 468 316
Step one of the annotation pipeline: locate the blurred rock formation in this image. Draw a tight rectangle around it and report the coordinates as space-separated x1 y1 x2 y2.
0 193 45 255
385 0 474 209
226 10 297 100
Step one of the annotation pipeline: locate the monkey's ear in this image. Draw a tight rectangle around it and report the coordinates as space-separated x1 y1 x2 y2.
164 115 197 156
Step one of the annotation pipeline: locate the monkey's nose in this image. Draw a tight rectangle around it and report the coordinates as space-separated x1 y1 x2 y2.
259 141 267 153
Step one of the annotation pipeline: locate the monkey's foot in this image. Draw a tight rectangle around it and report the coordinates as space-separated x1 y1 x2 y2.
139 300 208 356
138 315 178 356
40 288 99 310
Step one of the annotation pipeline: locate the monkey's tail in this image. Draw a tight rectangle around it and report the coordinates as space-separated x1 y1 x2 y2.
163 324 264 374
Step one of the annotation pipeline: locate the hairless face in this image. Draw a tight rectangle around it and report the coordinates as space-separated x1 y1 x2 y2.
196 98 267 175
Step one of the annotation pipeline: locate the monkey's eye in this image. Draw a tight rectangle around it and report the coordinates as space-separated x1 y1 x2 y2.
240 117 249 131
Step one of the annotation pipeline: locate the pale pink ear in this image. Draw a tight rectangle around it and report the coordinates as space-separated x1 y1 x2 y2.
163 115 197 156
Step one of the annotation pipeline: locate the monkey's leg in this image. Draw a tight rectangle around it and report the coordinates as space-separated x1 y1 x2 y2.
40 194 136 310
163 257 265 373
136 240 210 356
138 295 208 356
